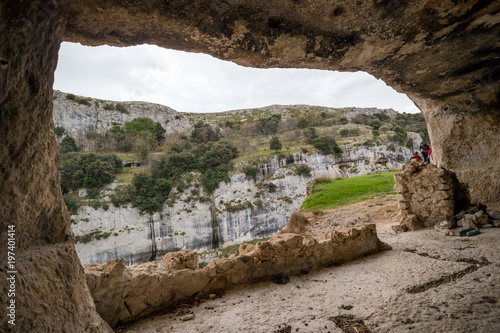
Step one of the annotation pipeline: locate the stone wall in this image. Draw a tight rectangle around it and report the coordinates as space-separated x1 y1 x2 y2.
393 160 456 232
84 223 389 328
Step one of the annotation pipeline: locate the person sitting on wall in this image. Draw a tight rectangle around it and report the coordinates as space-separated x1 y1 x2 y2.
420 141 431 162
411 152 422 161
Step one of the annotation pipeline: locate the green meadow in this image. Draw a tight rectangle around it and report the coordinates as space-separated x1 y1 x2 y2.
302 171 398 212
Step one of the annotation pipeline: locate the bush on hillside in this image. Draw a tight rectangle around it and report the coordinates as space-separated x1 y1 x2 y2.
312 136 342 157
60 135 79 154
296 165 312 177
243 165 260 181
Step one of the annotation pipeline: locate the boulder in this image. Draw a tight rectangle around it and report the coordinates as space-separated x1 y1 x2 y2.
163 249 198 270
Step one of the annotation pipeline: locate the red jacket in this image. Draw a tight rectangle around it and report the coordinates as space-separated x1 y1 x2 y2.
411 154 422 161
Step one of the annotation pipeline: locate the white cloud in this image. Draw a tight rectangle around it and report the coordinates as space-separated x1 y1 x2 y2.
54 42 420 113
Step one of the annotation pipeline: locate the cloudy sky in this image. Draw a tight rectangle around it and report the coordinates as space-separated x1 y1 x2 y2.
54 42 420 114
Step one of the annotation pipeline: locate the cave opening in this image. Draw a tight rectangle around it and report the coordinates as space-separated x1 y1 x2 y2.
53 42 432 269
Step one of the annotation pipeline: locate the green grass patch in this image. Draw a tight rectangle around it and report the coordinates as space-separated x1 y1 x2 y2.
302 171 398 212
115 166 146 183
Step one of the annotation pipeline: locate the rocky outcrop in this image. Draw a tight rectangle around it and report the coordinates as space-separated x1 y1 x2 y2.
72 146 415 266
393 160 456 232
52 90 194 150
85 222 389 328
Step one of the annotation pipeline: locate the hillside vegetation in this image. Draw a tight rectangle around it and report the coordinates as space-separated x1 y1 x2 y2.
56 94 427 215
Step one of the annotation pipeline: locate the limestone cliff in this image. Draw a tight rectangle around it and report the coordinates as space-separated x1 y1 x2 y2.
53 91 419 265
72 146 417 266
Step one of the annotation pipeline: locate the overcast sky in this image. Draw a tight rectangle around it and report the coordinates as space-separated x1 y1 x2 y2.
54 42 420 114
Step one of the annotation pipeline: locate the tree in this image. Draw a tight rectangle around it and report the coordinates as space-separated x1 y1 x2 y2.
190 121 219 143
312 136 342 157
154 122 166 143
297 117 309 129
60 135 79 154
302 127 319 144
269 136 282 152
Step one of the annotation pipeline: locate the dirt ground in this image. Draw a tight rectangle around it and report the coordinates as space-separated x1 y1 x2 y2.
117 196 500 333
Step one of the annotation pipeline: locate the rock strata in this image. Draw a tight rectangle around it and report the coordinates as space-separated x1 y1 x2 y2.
85 222 389 328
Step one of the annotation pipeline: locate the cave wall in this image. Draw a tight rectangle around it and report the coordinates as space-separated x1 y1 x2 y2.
0 1 111 332
0 0 498 331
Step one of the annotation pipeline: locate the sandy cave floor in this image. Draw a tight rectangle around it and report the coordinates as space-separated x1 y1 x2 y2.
117 196 500 333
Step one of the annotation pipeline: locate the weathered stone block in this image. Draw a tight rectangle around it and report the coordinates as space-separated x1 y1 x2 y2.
163 249 198 270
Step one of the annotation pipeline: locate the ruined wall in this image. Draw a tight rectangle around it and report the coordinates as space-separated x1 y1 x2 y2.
85 223 388 328
393 160 456 232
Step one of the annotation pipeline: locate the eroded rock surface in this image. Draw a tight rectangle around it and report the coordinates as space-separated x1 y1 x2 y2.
85 223 389 328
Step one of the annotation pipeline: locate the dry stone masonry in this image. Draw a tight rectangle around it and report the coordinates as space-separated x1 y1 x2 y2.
393 160 455 232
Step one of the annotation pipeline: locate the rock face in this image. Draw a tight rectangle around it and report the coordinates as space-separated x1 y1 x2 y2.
0 2 111 332
1 1 498 331
85 222 389 328
72 147 414 266
393 160 456 232
52 90 193 150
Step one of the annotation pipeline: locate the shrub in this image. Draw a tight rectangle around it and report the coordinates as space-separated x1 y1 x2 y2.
243 165 260 181
255 199 264 209
372 130 380 137
190 121 219 143
63 194 79 215
314 176 333 184
115 103 129 114
406 138 414 149
296 165 312 177
60 135 79 154
368 118 382 130
339 117 348 125
302 127 319 144
60 153 122 194
379 124 393 132
297 117 309 129
103 103 115 111
312 136 342 157
124 117 156 133
257 114 281 134
352 114 368 125
54 126 65 137
129 173 172 214
267 183 277 193
339 128 361 137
